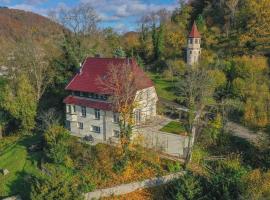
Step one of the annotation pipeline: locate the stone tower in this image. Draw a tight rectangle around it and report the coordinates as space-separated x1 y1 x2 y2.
187 22 201 65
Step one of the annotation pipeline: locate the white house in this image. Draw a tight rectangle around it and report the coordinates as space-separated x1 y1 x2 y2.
64 58 158 142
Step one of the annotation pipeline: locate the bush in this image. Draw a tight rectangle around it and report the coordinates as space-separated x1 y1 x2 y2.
166 161 182 173
44 125 70 165
30 166 84 200
206 158 248 200
168 172 203 200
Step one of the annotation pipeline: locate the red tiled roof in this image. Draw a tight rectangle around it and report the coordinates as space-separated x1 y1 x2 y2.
65 57 153 93
64 96 112 111
189 22 201 38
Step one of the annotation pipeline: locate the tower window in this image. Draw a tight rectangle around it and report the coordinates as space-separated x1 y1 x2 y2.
195 39 198 44
189 39 192 44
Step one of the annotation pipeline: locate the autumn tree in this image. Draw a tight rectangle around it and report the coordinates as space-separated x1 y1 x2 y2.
55 3 100 68
177 65 226 166
6 40 54 101
0 74 37 132
97 62 144 169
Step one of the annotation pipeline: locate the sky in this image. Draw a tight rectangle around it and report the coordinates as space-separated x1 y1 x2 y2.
0 0 179 32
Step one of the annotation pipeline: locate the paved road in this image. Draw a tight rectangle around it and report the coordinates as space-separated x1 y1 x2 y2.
225 121 263 143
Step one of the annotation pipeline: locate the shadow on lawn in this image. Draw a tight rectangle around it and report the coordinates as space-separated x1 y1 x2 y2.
208 133 270 169
4 135 44 200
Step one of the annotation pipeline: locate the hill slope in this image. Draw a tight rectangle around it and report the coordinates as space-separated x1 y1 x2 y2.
0 8 63 41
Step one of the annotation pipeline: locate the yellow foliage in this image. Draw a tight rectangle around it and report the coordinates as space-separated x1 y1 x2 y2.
244 169 270 199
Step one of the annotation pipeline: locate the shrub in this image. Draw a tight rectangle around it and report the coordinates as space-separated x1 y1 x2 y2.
44 125 70 165
30 167 84 200
168 172 203 200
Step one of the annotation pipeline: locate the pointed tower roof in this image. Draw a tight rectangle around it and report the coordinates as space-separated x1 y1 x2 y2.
189 22 201 38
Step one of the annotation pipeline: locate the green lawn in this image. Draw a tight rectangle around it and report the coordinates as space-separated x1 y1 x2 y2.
147 72 177 101
160 121 187 136
0 135 43 198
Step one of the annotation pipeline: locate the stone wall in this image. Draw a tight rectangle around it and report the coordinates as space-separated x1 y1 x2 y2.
140 131 189 158
85 172 184 200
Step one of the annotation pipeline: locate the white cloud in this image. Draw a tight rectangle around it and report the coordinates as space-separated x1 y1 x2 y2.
81 0 178 20
24 0 48 5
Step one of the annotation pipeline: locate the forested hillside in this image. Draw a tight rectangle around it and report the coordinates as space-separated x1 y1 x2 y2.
0 0 270 199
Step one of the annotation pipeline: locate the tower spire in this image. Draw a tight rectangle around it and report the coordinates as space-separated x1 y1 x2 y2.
187 21 201 65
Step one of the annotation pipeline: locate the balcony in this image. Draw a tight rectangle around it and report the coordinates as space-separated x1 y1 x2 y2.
66 113 78 121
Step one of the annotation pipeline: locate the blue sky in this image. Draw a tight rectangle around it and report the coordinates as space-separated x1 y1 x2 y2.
0 0 178 32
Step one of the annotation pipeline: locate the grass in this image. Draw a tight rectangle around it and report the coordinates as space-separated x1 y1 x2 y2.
147 72 177 101
160 121 187 136
0 135 43 199
0 134 181 198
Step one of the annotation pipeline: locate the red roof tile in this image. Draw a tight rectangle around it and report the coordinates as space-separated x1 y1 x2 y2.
189 22 201 38
65 57 153 93
64 96 112 110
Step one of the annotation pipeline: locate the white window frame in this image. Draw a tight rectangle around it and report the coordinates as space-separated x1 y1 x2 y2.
91 125 100 133
113 130 120 138
66 120 71 131
66 105 71 114
113 113 119 123
77 122 83 130
81 106 86 117
94 109 100 120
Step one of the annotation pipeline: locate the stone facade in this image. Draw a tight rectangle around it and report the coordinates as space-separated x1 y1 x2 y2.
187 37 201 65
65 86 158 142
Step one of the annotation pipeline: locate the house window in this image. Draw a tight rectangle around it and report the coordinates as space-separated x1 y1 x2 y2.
91 126 100 133
74 91 80 96
77 122 83 130
113 130 120 138
73 105 76 113
135 110 141 124
81 106 86 117
95 109 100 120
190 51 192 54
89 93 94 98
189 39 192 44
83 92 88 97
195 39 198 44
66 105 71 113
113 113 119 123
66 120 71 131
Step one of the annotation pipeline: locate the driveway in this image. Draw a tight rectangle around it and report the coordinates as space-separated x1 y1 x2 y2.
225 121 263 143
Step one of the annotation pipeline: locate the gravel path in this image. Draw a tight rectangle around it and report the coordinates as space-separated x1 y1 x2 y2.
225 121 263 143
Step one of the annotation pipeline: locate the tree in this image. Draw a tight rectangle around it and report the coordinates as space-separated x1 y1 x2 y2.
30 166 84 200
169 172 203 200
152 23 164 60
177 66 222 166
55 3 100 68
44 125 70 165
58 3 99 36
97 62 143 165
1 74 37 132
113 47 126 58
6 40 54 101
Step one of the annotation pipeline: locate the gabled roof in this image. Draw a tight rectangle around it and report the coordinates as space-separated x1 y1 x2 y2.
64 96 112 111
65 57 153 94
189 22 201 38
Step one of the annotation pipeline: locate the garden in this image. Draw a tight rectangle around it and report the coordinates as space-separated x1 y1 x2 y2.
0 125 181 199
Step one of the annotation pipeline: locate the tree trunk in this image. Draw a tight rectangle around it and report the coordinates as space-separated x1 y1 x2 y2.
0 125 3 139
184 110 202 168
